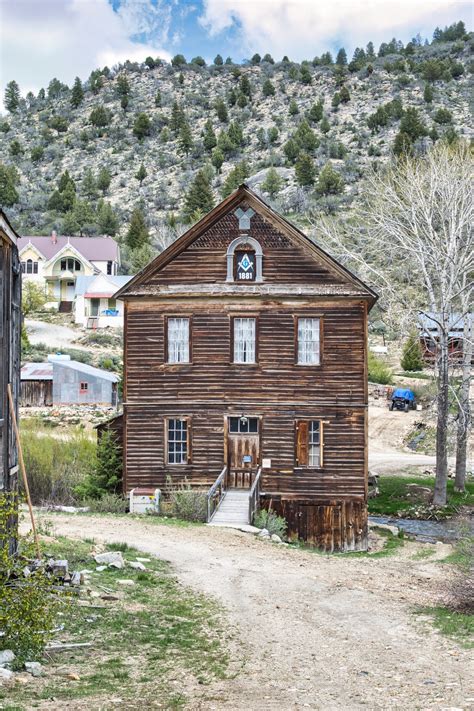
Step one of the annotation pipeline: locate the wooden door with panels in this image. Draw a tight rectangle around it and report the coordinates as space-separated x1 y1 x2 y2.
226 416 260 488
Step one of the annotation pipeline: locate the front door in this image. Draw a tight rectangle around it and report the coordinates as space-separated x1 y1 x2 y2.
90 298 100 316
227 416 260 488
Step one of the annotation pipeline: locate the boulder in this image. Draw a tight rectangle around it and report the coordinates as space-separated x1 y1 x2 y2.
258 528 270 539
25 662 43 677
406 484 433 503
0 650 15 668
93 552 124 568
0 667 14 682
47 559 68 578
271 534 282 543
368 522 399 536
117 579 135 586
129 561 146 571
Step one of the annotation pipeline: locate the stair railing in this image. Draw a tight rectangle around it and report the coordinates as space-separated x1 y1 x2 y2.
206 465 227 522
248 466 262 525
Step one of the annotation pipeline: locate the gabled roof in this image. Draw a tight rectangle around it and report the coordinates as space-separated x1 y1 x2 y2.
18 235 119 262
0 209 20 247
53 359 120 382
114 184 377 306
75 274 133 297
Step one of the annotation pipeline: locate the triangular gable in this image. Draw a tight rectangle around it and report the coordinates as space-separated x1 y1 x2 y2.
19 241 45 260
115 184 377 304
42 242 95 271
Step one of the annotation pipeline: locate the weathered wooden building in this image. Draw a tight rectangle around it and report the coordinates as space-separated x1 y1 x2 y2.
0 211 21 504
116 186 377 550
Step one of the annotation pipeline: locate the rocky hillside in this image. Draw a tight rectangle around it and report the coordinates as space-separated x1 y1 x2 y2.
0 23 472 254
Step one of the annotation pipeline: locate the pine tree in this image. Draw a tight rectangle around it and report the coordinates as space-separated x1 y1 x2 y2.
4 81 20 113
336 48 347 66
0 163 19 207
399 107 426 141
294 120 318 152
135 163 147 185
133 113 151 140
221 161 249 197
170 101 185 134
283 138 300 163
203 120 217 151
126 207 150 250
217 129 234 156
178 119 193 155
308 100 323 123
211 147 224 173
423 84 433 103
339 85 351 103
71 77 84 108
215 98 228 122
262 79 275 97
154 90 162 107
393 131 413 156
183 170 214 222
261 167 283 197
97 167 112 195
97 200 119 236
295 153 315 186
214 54 223 66
316 162 344 195
71 199 95 235
90 105 111 127
116 74 131 97
239 75 252 97
228 121 243 147
401 331 424 371
82 168 97 199
288 99 299 116
320 115 330 134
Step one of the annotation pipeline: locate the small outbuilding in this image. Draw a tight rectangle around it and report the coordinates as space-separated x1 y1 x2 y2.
20 355 120 406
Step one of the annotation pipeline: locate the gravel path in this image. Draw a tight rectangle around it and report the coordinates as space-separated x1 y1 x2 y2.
30 512 472 710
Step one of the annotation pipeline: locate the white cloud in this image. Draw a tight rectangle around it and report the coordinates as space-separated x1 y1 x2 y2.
0 0 171 101
199 0 472 59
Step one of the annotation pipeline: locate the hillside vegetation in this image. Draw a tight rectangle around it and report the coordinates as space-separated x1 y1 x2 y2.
0 21 472 261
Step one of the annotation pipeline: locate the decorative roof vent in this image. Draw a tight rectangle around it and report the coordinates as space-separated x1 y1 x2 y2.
234 207 255 230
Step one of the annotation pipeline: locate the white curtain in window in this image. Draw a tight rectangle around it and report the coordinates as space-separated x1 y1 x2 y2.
234 318 256 363
168 318 189 363
298 318 320 365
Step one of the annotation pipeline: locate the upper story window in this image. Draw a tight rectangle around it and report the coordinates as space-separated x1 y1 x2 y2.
167 317 190 364
233 317 256 364
107 261 113 275
22 260 38 274
60 258 81 272
226 236 263 283
297 317 321 365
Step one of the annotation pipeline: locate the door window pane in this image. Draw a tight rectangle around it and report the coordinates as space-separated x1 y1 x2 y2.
298 318 320 365
167 419 188 464
234 318 256 363
309 421 321 466
229 416 258 433
168 318 190 363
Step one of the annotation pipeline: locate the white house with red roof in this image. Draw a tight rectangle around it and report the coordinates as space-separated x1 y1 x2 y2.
74 273 133 328
18 232 120 310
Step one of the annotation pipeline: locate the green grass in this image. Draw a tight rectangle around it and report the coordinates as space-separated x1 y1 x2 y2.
395 371 433 380
416 606 474 648
0 536 230 708
368 475 474 517
292 528 405 558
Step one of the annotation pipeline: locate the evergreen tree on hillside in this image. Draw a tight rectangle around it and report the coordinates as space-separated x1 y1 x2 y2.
135 164 147 185
90 105 111 127
295 153 315 186
262 79 276 97
4 81 20 113
221 161 249 198
261 167 283 197
214 54 223 66
336 48 347 66
316 162 344 195
125 207 150 250
215 98 228 122
178 119 193 155
170 101 185 134
71 77 84 108
82 168 97 199
97 200 119 237
133 113 151 140
289 99 299 116
401 331 424 371
116 74 131 98
0 163 19 207
399 107 427 141
239 75 252 98
97 167 112 195
70 199 96 236
320 115 330 134
211 148 224 173
423 84 434 103
183 170 214 222
308 100 324 123
203 120 217 151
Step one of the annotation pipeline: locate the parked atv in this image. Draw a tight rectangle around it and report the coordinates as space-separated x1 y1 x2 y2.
389 388 416 412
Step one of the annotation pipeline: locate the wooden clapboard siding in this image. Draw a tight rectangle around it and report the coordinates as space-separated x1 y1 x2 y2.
119 185 377 549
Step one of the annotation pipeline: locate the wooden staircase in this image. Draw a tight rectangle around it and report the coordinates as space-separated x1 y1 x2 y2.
208 489 251 526
58 301 72 313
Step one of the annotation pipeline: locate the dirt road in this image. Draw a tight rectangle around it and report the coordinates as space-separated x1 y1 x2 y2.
32 512 472 710
25 319 86 350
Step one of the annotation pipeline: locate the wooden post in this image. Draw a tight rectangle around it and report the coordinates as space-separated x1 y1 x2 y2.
7 383 41 559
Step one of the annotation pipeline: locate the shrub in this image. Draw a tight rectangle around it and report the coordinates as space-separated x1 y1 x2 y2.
400 331 424 371
368 351 393 384
75 430 122 499
254 508 287 539
22 424 96 505
0 494 60 665
167 479 207 522
83 493 128 514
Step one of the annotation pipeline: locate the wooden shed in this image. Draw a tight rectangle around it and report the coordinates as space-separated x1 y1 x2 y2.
0 210 21 550
115 186 377 551
20 362 53 407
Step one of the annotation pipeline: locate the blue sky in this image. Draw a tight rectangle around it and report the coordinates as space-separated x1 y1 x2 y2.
0 0 472 101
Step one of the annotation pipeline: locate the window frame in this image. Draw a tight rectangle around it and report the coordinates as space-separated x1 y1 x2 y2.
164 417 192 466
230 315 258 365
165 315 192 365
294 316 323 367
79 381 89 394
295 419 325 468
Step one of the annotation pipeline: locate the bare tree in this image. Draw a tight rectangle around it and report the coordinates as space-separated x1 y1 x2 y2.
454 292 472 493
312 142 473 506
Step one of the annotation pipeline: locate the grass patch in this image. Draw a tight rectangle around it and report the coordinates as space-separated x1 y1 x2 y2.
0 536 230 708
395 371 433 380
415 606 474 648
368 475 474 518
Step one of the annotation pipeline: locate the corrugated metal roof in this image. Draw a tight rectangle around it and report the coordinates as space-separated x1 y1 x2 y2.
18 236 119 262
21 363 53 381
418 312 473 337
53 360 120 382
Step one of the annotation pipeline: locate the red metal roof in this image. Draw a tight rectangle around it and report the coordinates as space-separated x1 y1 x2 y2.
18 235 119 262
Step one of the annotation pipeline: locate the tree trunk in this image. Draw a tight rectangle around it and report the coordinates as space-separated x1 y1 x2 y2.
434 327 449 506
454 312 472 492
